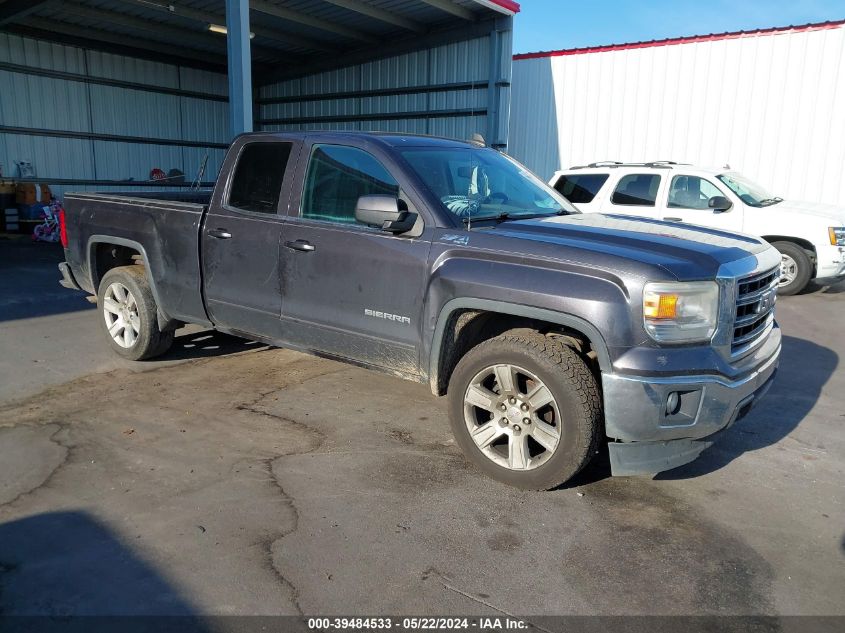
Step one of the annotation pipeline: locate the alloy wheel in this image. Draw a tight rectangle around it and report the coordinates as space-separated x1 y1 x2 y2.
463 363 562 471
103 282 140 348
779 253 798 287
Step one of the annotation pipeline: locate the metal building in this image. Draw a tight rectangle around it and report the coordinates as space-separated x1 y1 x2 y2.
508 21 845 206
0 0 519 201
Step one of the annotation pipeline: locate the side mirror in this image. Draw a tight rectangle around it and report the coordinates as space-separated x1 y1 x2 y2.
355 195 415 233
708 195 733 213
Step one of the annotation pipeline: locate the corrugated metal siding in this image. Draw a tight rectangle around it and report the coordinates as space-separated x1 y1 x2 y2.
86 50 180 87
179 67 228 96
258 35 496 143
507 57 560 178
0 71 91 131
509 25 845 205
0 33 86 72
0 34 228 199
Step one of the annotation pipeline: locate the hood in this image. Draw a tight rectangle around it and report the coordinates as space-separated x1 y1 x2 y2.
772 199 845 224
484 213 771 280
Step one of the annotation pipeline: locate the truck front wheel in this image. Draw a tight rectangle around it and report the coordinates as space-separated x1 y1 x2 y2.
97 266 174 360
773 241 812 295
448 331 601 490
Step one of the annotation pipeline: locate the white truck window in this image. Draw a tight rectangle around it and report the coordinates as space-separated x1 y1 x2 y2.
554 174 609 204
668 176 724 210
610 174 661 206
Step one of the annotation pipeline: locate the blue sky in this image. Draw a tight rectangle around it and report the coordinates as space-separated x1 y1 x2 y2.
511 0 845 54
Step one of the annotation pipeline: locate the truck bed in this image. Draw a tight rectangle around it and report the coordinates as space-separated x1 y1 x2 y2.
62 190 213 327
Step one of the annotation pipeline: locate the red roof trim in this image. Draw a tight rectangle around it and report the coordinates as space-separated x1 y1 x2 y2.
513 19 844 60
474 0 521 15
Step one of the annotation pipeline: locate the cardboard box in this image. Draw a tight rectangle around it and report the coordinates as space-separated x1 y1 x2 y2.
15 183 36 206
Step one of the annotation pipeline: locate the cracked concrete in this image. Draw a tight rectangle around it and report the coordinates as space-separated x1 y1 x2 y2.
0 349 342 615
0 424 68 506
0 243 843 617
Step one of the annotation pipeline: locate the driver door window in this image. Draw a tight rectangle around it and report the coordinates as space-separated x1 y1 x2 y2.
668 176 725 210
300 144 399 225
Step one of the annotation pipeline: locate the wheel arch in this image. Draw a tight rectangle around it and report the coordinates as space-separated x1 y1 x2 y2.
762 235 817 257
87 235 176 330
428 298 612 396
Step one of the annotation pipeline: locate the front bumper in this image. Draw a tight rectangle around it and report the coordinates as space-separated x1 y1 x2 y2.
815 245 845 284
602 327 781 476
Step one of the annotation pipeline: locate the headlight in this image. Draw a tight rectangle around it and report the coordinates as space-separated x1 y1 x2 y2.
643 281 719 343
829 227 845 246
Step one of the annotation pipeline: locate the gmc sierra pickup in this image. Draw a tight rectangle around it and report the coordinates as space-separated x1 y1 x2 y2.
58 132 781 489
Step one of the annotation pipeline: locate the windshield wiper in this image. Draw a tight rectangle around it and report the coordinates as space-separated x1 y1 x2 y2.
462 210 570 225
758 197 783 206
462 212 511 225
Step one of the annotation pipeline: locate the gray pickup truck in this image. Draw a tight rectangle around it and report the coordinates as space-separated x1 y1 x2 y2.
58 131 781 489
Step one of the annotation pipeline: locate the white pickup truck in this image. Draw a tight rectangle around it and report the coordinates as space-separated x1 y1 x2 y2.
550 162 845 295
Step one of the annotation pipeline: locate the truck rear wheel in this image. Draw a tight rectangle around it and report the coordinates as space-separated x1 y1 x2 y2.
448 331 601 490
97 266 174 360
773 241 812 295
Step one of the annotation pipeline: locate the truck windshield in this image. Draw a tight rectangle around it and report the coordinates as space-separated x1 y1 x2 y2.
401 147 578 222
717 172 783 207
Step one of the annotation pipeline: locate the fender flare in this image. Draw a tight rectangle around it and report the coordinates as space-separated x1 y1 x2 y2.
86 235 174 328
428 298 612 394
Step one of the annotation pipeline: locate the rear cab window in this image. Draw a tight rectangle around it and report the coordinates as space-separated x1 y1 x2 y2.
554 173 609 204
227 142 293 213
610 174 661 206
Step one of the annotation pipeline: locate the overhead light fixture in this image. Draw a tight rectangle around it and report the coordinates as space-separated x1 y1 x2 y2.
208 23 255 39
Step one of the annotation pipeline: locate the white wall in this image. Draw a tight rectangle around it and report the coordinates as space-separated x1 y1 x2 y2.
509 24 845 206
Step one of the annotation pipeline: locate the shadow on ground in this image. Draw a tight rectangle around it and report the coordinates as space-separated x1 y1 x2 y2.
657 334 838 480
0 511 207 626
0 238 91 322
159 329 266 361
800 279 845 295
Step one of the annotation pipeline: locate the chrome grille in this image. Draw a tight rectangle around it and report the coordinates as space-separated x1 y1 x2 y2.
732 267 779 354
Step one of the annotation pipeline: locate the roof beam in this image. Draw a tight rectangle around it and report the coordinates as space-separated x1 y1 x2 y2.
60 4 281 63
115 0 335 52
0 0 57 25
18 18 229 68
259 15 498 84
320 0 425 33
251 0 377 43
62 4 230 52
419 0 476 21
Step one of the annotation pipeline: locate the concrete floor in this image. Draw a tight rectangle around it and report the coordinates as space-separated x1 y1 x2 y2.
0 237 843 618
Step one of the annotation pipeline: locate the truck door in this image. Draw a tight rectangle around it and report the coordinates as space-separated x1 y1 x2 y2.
602 173 663 219
278 142 432 376
201 138 298 339
661 174 744 232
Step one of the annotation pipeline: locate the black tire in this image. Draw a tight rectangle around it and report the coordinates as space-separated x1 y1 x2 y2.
447 331 601 490
97 265 174 360
772 241 812 296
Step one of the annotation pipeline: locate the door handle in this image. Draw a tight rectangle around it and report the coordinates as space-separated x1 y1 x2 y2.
285 239 316 252
664 217 684 222
208 228 232 239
